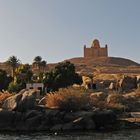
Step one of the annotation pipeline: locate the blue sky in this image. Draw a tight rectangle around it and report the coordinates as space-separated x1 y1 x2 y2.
0 0 140 64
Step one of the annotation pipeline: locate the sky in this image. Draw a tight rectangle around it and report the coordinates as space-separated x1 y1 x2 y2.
0 0 140 64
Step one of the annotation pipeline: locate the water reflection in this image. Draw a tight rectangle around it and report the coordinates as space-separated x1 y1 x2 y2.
0 129 139 140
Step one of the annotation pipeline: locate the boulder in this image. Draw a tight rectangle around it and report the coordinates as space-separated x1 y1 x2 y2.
25 114 42 130
73 116 96 130
63 111 95 124
92 109 116 128
109 82 115 90
0 110 15 130
44 109 64 125
90 92 107 102
119 76 137 91
62 122 74 131
103 80 113 88
107 94 126 104
45 109 60 117
2 93 22 111
38 96 47 105
84 118 95 130
2 90 40 112
50 124 62 131
18 90 40 111
25 110 42 120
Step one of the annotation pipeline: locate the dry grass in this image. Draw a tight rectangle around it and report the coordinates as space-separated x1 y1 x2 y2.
106 93 128 112
43 86 140 112
122 90 140 111
0 91 12 107
89 92 107 109
46 87 90 111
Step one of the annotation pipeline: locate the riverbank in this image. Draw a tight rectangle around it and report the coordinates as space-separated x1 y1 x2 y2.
0 89 139 132
0 107 139 132
0 129 140 140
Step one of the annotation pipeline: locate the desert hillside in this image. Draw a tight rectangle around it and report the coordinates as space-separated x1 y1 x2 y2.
1 57 140 76
49 57 140 75
66 57 140 67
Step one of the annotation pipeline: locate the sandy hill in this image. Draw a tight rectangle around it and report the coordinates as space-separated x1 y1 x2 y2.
47 57 140 75
63 57 140 75
0 62 11 74
65 57 140 67
1 57 140 76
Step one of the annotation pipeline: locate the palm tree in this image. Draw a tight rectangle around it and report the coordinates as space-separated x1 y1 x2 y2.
6 56 20 77
33 56 42 64
41 60 47 72
32 56 47 73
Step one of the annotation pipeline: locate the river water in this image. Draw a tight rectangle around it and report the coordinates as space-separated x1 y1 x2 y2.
0 129 139 140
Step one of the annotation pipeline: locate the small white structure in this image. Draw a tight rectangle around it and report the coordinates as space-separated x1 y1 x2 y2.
26 83 44 91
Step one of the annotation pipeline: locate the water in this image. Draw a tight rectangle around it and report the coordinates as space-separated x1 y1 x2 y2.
0 129 139 140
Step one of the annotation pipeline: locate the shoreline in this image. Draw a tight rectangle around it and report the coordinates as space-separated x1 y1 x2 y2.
0 108 139 133
0 89 139 133
0 127 139 134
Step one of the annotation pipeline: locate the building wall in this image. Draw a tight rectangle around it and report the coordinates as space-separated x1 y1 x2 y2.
99 47 108 57
84 47 92 58
84 46 108 58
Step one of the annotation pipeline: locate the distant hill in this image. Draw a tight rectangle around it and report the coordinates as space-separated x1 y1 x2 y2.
46 57 140 75
65 57 140 67
63 57 140 75
0 62 11 74
1 57 140 75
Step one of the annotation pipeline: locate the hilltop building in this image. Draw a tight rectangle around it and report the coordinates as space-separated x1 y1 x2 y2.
84 39 108 58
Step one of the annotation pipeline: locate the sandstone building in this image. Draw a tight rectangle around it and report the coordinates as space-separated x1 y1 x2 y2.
84 39 108 58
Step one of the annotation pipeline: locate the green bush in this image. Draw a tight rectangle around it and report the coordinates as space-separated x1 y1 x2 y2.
8 82 25 93
0 69 12 91
43 61 82 91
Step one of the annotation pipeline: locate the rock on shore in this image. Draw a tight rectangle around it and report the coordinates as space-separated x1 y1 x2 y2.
1 89 138 132
0 108 117 131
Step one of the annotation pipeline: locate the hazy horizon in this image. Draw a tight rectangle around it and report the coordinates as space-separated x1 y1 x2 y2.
0 0 140 64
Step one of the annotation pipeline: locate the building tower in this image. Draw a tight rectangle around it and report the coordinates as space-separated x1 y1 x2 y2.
84 39 108 58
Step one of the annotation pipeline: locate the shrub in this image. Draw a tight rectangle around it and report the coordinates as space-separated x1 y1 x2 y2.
0 69 12 91
107 93 126 104
107 103 127 112
123 91 140 111
8 82 25 93
89 92 107 109
0 91 12 107
46 87 90 111
106 93 128 112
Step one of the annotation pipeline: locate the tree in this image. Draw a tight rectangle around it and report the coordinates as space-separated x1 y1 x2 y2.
15 64 33 83
41 60 47 72
6 56 20 77
33 56 47 73
33 56 42 64
0 69 12 91
8 64 33 93
43 61 82 92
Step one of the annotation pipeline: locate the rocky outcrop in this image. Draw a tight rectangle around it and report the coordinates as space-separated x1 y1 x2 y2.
0 110 15 130
90 92 107 100
119 76 137 91
109 82 115 90
0 89 138 132
0 108 117 131
2 89 40 112
38 96 47 106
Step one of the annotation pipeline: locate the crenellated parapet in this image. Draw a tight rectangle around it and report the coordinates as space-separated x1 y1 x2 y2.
84 39 108 58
